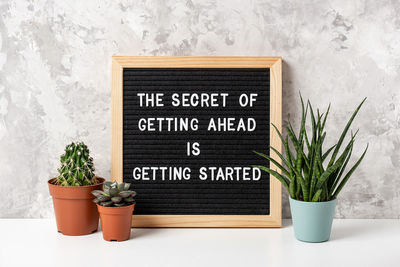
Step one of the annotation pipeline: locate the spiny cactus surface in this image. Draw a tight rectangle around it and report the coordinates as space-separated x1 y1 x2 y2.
56 142 98 186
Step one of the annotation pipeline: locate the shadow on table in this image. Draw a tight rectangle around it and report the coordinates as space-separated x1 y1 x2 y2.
281 219 395 241
282 219 292 228
330 220 395 241
330 223 370 241
131 228 162 239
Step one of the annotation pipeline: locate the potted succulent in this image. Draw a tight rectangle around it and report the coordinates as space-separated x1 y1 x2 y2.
48 142 105 236
254 96 368 242
92 181 136 242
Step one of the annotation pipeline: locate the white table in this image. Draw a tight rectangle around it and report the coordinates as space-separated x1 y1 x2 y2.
0 219 398 267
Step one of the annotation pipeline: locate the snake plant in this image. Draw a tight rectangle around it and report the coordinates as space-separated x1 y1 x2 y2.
253 96 368 202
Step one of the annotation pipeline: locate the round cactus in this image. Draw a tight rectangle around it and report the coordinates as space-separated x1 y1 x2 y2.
56 142 98 186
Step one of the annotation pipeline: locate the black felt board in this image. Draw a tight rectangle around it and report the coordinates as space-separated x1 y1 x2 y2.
123 68 270 215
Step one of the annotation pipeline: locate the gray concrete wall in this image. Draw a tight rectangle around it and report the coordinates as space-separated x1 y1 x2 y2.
0 0 398 218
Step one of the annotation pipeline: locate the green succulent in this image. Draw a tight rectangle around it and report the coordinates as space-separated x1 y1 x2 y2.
92 181 137 207
253 95 368 202
56 142 98 186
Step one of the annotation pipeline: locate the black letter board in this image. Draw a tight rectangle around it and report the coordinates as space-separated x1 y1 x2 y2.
112 57 282 227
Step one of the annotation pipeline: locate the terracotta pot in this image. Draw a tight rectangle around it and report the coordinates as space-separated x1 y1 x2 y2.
97 203 135 242
48 177 105 236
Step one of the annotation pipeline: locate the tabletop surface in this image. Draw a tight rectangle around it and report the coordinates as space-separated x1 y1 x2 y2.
0 219 398 267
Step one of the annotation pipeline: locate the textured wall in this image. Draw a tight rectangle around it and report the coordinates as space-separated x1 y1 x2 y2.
0 0 399 218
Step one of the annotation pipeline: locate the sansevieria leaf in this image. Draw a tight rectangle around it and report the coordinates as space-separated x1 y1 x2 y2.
252 165 290 191
333 144 369 198
253 96 367 202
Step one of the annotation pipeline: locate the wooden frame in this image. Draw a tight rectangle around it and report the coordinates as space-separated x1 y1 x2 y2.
111 57 282 227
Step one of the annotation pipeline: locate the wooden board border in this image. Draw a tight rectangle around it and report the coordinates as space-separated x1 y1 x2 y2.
111 56 282 227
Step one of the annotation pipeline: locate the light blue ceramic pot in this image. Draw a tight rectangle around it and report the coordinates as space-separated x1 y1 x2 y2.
289 197 337 243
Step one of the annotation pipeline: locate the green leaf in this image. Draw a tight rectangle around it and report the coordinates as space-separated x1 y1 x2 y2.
91 190 103 197
253 165 290 191
124 197 135 203
295 146 303 182
304 128 311 153
314 163 342 192
298 94 308 144
119 191 134 198
284 136 295 169
124 183 131 190
329 146 353 196
111 196 122 203
333 144 368 198
104 181 113 189
103 188 110 195
109 188 119 197
326 133 356 190
298 173 309 201
316 109 323 138
283 136 299 182
295 175 301 199
327 98 366 168
100 201 113 207
321 104 330 131
114 202 128 207
322 144 336 162
315 142 353 191
271 123 284 143
253 151 291 178
287 124 300 150
308 100 317 142
312 189 323 202
289 181 296 199
270 146 290 168
309 139 322 199
97 195 111 202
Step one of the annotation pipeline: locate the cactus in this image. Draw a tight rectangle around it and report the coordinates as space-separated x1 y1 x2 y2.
92 182 136 207
253 95 368 202
56 142 98 186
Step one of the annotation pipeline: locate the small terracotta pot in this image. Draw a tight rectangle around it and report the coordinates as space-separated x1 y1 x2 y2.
97 203 135 242
48 177 105 236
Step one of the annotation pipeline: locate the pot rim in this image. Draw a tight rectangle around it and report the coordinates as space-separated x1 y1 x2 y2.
97 203 135 210
97 203 135 215
48 177 105 188
289 196 337 204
